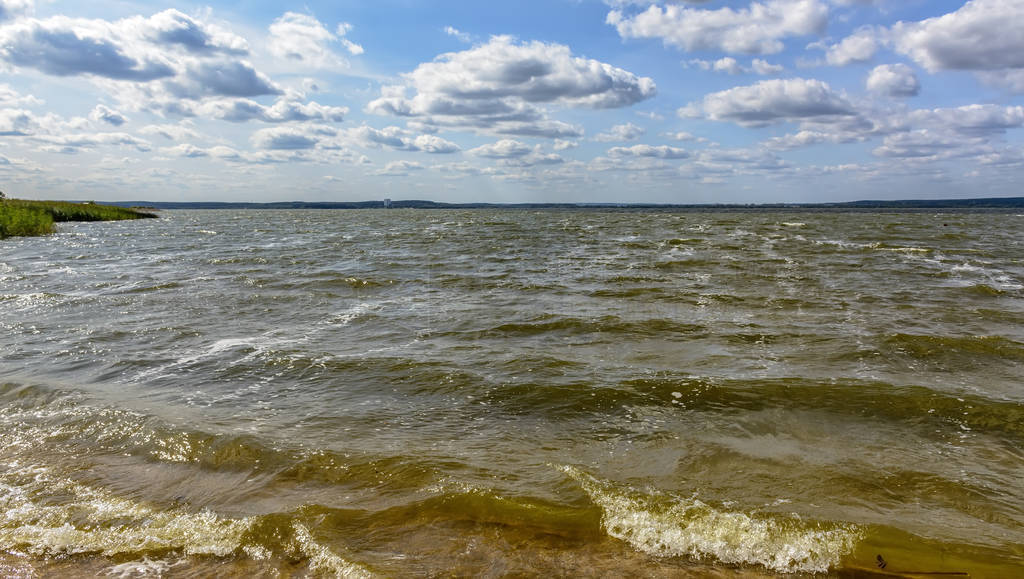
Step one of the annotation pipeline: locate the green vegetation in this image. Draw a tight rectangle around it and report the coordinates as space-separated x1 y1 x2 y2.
0 199 157 239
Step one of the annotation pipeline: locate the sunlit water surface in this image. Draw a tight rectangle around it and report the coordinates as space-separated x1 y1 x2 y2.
1 209 1022 577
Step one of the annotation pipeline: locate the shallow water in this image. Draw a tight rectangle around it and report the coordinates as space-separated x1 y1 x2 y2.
1 209 1022 577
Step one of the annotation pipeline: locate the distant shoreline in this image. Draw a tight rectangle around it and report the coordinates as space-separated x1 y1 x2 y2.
101 197 1024 211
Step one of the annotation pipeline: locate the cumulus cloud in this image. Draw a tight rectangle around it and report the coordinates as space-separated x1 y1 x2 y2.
0 8 357 121
139 122 200 141
374 160 424 176
762 101 1024 158
0 16 176 80
444 26 472 43
199 97 346 123
872 130 978 160
594 122 645 141
0 83 42 107
161 143 209 158
866 64 919 97
977 70 1024 93
469 139 533 158
36 131 151 154
0 0 33 22
366 35 655 137
752 59 784 75
90 104 127 126
553 139 579 151
166 60 280 98
0 107 39 135
0 9 255 85
688 56 782 75
137 9 249 55
251 124 336 150
688 57 784 75
412 134 460 154
907 104 1024 137
607 144 690 159
825 28 877 66
663 131 698 141
891 0 1024 72
341 125 460 153
336 23 364 55
268 12 359 69
693 147 789 173
683 78 857 127
607 0 829 55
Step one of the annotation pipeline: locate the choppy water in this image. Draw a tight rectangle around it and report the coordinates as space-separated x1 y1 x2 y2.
1 209 1022 577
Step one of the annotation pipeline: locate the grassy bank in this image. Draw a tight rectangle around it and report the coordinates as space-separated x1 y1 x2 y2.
0 199 158 239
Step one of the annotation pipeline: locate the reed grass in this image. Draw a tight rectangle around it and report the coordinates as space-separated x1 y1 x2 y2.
0 199 157 239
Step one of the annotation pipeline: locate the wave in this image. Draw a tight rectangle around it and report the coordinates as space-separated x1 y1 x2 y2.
455 314 708 340
560 465 861 573
883 333 1024 364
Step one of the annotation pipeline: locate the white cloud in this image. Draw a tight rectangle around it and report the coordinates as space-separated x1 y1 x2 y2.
0 15 176 81
499 151 566 167
412 134 460 154
0 8 368 124
607 0 830 55
35 131 152 154
553 139 579 151
684 78 857 127
752 59 784 75
340 125 459 153
166 60 280 99
977 70 1024 93
713 57 743 74
692 148 789 174
374 160 424 176
608 144 690 159
198 97 346 123
663 131 698 141
0 83 42 107
825 28 877 66
161 143 209 158
0 107 41 135
469 139 533 158
866 64 919 97
268 12 357 70
90 104 127 126
0 0 33 22
872 130 981 160
891 0 1024 72
688 57 784 75
251 124 336 150
137 9 249 55
594 122 646 141
139 122 200 141
366 35 655 138
907 104 1024 137
444 26 472 43
336 23 363 55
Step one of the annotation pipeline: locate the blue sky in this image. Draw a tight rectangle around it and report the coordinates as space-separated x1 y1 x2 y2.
1 0 1023 203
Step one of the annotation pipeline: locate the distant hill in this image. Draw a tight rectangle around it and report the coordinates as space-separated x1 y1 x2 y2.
103 197 1024 211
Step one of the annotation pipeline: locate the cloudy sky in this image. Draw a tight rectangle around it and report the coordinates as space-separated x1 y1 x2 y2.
1 0 1023 203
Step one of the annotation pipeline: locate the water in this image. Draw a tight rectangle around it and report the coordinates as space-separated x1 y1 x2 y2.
1 209 1022 577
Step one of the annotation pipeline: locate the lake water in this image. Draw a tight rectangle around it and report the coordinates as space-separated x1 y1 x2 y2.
1 209 1022 577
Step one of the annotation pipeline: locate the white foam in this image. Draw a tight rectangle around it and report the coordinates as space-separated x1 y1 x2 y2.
0 463 252 558
560 465 861 574
104 557 178 577
292 523 377 578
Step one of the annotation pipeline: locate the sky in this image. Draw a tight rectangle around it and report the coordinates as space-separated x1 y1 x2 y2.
1 0 1024 204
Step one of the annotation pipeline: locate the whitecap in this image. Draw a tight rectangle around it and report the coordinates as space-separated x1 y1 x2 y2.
559 465 861 574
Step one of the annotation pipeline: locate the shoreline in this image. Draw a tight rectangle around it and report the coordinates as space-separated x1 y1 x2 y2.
90 196 1024 211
